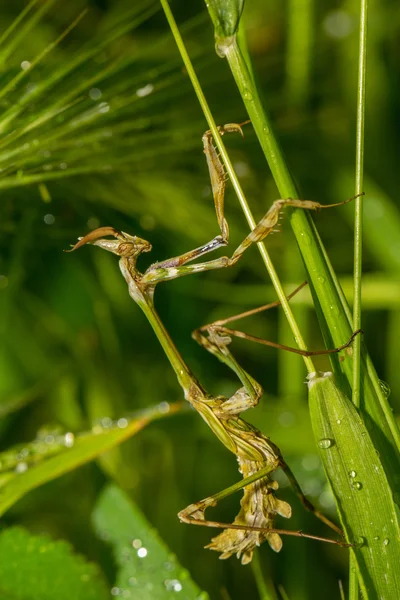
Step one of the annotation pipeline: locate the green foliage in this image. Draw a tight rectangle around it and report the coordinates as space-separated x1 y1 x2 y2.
308 372 400 598
0 405 181 517
206 0 244 39
0 0 400 598
92 484 207 599
0 526 108 600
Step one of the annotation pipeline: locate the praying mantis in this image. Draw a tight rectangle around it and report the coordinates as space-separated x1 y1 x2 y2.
67 122 361 564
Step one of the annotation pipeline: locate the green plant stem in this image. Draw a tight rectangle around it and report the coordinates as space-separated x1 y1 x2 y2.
350 1 368 595
286 0 314 107
216 32 400 458
352 0 368 410
251 551 278 600
159 0 315 372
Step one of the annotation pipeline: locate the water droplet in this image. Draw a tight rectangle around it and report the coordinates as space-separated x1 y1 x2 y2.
373 536 380 541
64 432 75 448
132 539 142 549
164 579 183 592
329 304 340 317
319 489 335 508
243 89 253 101
137 547 147 558
111 587 121 596
100 417 113 429
323 10 354 39
301 454 320 471
21 60 31 70
136 83 154 98
352 481 363 490
349 470 357 478
91 423 103 435
317 276 326 284
383 538 390 546
117 418 128 429
300 231 312 245
15 462 28 473
379 380 391 399
89 88 102 100
318 438 334 449
98 102 110 114
43 214 55 225
158 401 170 414
353 535 365 548
336 419 341 425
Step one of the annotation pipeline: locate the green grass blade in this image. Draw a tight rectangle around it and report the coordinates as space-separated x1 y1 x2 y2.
352 0 368 410
351 0 368 592
203 2 400 471
159 0 315 373
0 403 182 516
308 371 400 598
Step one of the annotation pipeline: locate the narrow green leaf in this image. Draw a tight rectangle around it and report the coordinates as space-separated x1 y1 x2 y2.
206 0 244 39
308 371 400 598
0 403 182 517
92 484 208 599
0 526 108 600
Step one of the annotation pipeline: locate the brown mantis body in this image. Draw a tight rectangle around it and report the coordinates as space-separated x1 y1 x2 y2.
67 123 361 562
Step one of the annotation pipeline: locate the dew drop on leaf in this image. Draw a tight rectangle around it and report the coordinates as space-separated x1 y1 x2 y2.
379 379 391 399
318 438 334 449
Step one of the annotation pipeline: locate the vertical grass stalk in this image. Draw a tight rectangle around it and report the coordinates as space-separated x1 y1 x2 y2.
352 0 368 408
203 1 400 466
159 0 315 372
350 0 368 595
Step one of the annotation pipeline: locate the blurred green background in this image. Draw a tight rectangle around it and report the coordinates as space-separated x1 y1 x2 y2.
0 0 400 597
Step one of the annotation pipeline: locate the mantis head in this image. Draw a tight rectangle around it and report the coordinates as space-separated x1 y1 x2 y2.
66 227 152 259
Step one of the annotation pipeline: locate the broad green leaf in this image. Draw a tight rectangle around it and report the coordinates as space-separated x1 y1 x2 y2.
92 484 208 600
0 526 108 600
0 403 182 517
308 372 400 598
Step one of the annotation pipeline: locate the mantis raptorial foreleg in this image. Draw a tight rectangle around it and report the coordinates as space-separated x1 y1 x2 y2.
141 123 363 286
66 123 363 563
